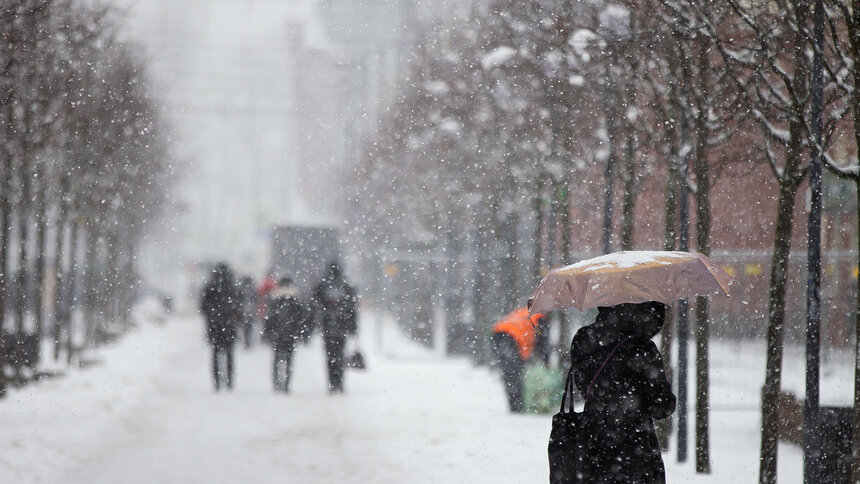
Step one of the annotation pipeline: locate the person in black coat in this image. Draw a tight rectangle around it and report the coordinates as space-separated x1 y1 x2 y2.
200 263 240 391
263 277 307 393
569 301 676 483
311 262 357 393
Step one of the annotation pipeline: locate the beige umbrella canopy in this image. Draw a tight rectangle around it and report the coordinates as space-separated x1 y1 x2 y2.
528 251 735 314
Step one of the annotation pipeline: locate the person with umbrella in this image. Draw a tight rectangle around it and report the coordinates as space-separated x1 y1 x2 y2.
534 251 735 483
567 302 675 482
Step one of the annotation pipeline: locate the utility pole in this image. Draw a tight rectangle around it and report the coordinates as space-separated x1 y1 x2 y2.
803 0 825 481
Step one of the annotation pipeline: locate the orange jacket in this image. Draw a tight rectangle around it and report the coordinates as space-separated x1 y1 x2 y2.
492 308 545 360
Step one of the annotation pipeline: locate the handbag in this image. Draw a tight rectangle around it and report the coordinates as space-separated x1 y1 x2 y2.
347 350 366 370
548 337 631 483
345 336 366 370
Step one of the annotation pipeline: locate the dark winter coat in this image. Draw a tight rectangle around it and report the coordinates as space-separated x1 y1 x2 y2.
569 302 676 483
311 268 357 340
200 268 240 347
264 286 307 349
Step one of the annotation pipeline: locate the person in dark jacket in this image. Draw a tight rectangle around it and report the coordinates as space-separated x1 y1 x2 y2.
263 277 306 392
311 262 357 393
200 263 240 391
568 301 676 483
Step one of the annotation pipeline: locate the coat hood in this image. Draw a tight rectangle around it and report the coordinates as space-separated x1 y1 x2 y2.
571 301 666 365
271 285 300 299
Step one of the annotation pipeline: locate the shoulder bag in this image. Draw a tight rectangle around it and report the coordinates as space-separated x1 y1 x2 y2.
548 337 631 483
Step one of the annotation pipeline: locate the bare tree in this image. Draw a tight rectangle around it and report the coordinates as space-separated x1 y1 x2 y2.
0 0 172 381
699 0 844 479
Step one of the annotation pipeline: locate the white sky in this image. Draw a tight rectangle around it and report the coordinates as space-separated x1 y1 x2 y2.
112 0 325 293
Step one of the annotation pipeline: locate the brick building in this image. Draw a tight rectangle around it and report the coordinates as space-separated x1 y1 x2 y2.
563 151 858 345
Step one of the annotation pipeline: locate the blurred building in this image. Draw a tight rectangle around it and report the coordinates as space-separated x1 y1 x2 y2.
111 0 471 303
289 0 474 216
287 0 475 288
114 0 302 298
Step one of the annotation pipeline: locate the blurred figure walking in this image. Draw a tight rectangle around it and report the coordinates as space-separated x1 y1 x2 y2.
263 277 306 393
200 263 240 391
257 271 278 322
238 275 257 348
311 262 357 393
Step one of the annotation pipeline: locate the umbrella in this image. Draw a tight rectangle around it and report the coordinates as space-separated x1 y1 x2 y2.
528 250 735 313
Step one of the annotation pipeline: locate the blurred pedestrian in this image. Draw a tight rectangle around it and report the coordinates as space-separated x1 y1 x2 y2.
238 275 257 348
563 301 675 483
263 277 306 393
491 308 545 413
200 263 240 391
311 262 357 393
257 271 278 323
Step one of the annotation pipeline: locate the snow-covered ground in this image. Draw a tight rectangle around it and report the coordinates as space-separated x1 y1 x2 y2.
0 306 835 483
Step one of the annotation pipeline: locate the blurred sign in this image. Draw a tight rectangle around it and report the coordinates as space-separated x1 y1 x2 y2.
383 263 399 277
744 263 763 277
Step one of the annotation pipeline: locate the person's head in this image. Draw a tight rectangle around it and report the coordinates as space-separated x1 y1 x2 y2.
595 305 621 326
278 276 294 288
594 301 665 338
616 301 666 338
327 261 342 279
212 263 231 283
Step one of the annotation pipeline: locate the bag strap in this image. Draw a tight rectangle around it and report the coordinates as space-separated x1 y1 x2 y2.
585 336 632 400
560 336 632 413
559 368 576 413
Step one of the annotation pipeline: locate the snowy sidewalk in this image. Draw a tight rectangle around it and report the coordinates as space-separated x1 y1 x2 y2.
0 310 813 483
0 314 548 483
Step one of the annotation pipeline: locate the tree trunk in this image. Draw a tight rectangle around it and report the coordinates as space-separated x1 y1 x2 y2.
759 178 803 484
694 296 710 473
620 79 637 251
81 227 95 347
473 219 489 366
66 220 80 366
105 232 119 331
693 39 713 473
847 8 860 481
557 179 573 365
532 183 544 286
33 165 47 363
120 235 136 327
656 146 680 450
0 151 10 397
52 187 68 362
760 11 810 479
504 211 520 311
853 178 860 484
602 102 618 255
14 159 31 376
